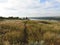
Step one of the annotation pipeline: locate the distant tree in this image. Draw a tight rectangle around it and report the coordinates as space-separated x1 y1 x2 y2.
8 17 21 20
22 17 29 20
0 16 4 19
8 17 14 19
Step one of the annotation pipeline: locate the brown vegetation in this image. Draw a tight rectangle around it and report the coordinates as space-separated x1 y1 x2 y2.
0 20 60 45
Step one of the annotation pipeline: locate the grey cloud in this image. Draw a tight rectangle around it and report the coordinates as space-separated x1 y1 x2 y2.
5 8 18 10
0 0 7 3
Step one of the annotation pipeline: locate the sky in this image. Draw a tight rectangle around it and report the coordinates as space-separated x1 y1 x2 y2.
0 0 60 17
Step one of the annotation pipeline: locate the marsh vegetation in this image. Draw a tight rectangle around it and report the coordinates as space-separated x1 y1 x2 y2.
0 19 60 45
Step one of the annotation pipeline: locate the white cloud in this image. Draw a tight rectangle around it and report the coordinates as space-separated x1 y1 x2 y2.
0 0 60 17
55 0 60 2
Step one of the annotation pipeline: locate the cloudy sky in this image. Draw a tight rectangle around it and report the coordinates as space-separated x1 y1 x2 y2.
0 0 60 17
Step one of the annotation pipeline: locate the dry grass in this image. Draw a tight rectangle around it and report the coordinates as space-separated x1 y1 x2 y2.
0 20 60 45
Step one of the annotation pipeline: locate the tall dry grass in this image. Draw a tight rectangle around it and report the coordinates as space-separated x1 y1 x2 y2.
0 20 60 45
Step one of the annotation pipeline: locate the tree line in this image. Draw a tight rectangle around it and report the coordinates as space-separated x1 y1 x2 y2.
0 16 29 20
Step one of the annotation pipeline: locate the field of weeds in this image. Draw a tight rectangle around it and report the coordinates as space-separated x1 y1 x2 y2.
0 20 60 45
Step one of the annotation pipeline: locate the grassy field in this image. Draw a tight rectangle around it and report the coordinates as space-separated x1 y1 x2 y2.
0 20 60 45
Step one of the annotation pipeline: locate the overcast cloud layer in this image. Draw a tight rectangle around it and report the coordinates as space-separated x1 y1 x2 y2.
0 0 60 17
